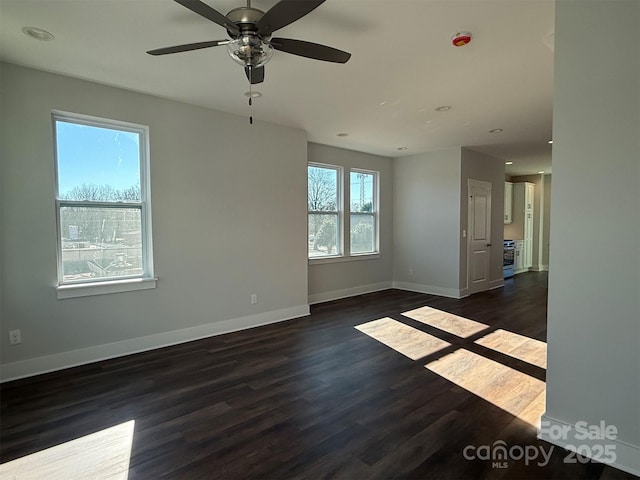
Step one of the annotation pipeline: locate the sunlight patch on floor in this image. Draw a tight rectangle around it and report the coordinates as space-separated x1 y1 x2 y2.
355 317 451 360
425 349 545 427
401 306 489 338
0 420 135 480
475 329 547 368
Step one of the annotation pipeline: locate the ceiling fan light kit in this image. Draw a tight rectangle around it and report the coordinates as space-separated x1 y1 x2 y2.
227 36 274 67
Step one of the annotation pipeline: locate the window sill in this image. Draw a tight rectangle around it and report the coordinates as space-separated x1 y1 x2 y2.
57 277 157 299
309 253 380 266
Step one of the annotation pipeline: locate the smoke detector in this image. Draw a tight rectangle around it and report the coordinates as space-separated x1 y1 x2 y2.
451 31 472 47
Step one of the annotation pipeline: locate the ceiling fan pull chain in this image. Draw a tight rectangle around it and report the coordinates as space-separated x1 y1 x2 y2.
248 66 254 125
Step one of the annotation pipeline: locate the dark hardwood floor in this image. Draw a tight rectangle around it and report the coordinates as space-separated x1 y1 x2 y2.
1 272 637 479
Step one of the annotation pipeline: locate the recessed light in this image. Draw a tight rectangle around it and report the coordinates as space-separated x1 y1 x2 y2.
336 132 349 137
489 128 503 134
397 147 408 151
435 105 452 112
548 140 553 144
21 26 54 41
243 91 262 98
505 161 513 165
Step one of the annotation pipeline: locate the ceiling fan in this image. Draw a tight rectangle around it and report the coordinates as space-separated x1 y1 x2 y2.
147 0 351 85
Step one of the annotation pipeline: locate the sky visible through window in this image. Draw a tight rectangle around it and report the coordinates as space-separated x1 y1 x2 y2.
350 172 373 211
56 121 140 196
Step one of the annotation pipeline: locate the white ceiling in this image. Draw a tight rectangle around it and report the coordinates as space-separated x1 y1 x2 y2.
0 0 555 175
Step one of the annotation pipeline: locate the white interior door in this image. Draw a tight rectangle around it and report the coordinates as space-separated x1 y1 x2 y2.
468 179 492 295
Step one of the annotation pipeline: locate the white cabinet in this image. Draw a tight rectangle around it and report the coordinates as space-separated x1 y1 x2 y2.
504 181 513 224
525 182 534 212
514 240 526 273
524 209 534 268
523 183 534 269
507 182 534 273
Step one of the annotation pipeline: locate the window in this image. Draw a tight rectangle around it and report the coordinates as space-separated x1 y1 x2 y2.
308 164 341 257
350 170 377 254
308 164 379 260
53 111 154 295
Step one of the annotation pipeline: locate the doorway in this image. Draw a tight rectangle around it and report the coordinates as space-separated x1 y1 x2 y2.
467 179 492 295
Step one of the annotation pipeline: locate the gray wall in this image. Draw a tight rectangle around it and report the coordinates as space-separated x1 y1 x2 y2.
392 147 505 298
392 148 462 297
542 174 551 268
0 63 309 379
542 0 640 474
307 143 393 303
460 148 506 291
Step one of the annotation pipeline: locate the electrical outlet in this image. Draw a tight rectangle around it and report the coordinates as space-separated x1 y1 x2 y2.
9 330 22 345
250 293 258 305
408 268 414 277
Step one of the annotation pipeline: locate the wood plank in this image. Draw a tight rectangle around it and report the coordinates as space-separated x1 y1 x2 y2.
475 328 547 368
402 305 490 337
355 317 450 360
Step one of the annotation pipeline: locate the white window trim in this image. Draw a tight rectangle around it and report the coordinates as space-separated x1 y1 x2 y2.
349 168 380 256
52 110 155 298
308 162 343 259
57 277 157 299
308 164 380 264
308 253 381 266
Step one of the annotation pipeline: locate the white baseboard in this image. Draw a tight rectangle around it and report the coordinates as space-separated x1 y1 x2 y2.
308 282 392 305
539 414 640 476
531 264 549 272
392 281 462 299
0 305 310 383
458 279 503 298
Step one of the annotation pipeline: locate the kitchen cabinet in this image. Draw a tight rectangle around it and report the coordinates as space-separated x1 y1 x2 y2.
505 182 534 273
514 240 526 273
524 209 534 268
525 182 534 211
504 181 513 224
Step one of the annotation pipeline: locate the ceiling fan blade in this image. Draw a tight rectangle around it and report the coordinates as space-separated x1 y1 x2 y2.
174 0 240 36
271 38 351 63
256 0 326 36
147 40 229 56
245 66 265 84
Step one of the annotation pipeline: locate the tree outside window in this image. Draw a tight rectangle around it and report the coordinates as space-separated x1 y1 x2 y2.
308 164 340 257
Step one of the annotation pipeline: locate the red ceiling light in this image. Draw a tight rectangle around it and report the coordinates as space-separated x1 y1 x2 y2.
451 31 472 47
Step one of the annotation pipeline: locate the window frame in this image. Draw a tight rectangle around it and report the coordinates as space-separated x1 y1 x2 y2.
307 162 343 259
307 163 380 263
349 168 379 256
52 110 155 298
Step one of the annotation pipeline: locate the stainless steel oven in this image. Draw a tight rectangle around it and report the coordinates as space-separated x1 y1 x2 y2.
504 240 515 278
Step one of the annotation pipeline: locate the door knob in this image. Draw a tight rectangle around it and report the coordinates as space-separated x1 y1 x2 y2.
486 243 492 247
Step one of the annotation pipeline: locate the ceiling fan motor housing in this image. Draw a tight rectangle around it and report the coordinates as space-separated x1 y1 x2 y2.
226 7 265 36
